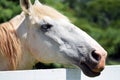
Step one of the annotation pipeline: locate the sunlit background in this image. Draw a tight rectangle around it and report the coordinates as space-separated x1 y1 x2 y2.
0 0 120 68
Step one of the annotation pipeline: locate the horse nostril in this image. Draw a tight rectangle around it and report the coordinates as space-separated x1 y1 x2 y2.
91 50 101 62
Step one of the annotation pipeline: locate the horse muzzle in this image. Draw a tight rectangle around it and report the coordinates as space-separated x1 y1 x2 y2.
78 49 107 77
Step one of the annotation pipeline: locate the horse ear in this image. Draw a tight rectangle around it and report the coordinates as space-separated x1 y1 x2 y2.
34 0 42 6
20 0 32 14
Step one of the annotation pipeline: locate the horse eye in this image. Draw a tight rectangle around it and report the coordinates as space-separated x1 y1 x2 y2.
40 23 53 32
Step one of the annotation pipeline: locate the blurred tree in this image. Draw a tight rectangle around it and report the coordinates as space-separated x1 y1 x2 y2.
0 0 21 23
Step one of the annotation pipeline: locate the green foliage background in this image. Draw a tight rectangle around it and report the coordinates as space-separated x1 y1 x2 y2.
0 0 120 67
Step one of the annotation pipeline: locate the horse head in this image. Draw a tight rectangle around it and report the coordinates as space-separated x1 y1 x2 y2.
19 0 107 77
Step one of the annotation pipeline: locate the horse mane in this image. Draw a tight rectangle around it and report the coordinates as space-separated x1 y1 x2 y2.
0 20 21 70
33 4 70 21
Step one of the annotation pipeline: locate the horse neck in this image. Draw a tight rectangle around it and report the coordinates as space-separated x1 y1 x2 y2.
16 48 37 70
9 12 37 70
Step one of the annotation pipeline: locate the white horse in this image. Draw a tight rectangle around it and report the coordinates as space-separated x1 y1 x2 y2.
0 0 107 77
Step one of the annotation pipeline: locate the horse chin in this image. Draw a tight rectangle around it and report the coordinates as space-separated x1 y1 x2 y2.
79 63 101 77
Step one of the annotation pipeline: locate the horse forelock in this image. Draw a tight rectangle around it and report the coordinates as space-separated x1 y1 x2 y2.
0 22 21 70
32 4 70 21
